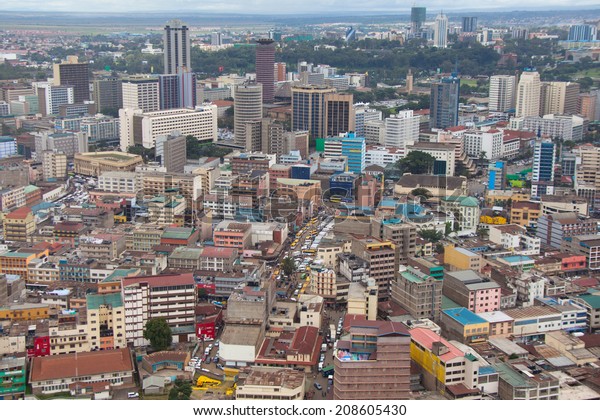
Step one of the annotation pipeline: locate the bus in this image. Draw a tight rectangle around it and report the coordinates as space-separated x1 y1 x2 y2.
321 365 334 377
330 195 342 203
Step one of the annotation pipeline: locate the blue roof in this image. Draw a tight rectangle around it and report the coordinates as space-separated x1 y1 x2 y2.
479 366 497 375
442 307 487 325
501 255 533 263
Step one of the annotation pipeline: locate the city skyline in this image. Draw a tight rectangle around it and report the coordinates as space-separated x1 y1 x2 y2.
1 1 599 14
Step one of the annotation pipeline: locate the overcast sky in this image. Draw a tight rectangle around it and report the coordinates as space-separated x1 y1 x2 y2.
0 0 596 13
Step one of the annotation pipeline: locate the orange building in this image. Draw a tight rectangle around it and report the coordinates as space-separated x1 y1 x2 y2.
3 206 36 242
0 249 49 281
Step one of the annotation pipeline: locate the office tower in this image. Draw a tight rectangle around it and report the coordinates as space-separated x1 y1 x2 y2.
120 106 217 150
178 71 197 109
385 111 420 150
156 133 187 173
411 6 427 34
234 83 263 148
122 76 159 112
333 320 410 400
158 72 197 110
354 105 382 138
345 27 357 42
512 28 529 39
53 57 90 103
268 29 282 41
489 75 516 112
340 132 366 174
406 68 413 94
515 70 541 118
164 20 191 74
274 62 287 82
291 85 336 140
351 236 397 299
255 39 275 103
93 77 123 114
462 16 478 33
324 92 355 137
531 138 556 198
211 32 222 46
0 136 17 159
568 24 598 41
574 144 600 210
261 118 285 155
429 76 460 129
36 83 74 116
578 92 598 121
540 81 580 116
433 13 448 48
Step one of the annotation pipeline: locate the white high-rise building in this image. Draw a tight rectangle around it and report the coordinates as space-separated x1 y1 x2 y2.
122 77 159 113
354 104 383 138
515 70 541 118
234 83 263 148
489 75 516 113
164 20 191 74
384 111 420 153
433 14 449 48
120 106 217 150
540 81 580 116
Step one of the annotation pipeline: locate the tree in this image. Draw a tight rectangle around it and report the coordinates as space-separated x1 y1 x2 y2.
168 379 192 400
281 256 296 278
418 228 443 242
410 188 432 200
143 318 172 351
395 151 435 175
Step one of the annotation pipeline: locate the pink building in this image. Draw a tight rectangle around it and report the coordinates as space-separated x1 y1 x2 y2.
213 221 252 251
442 270 501 313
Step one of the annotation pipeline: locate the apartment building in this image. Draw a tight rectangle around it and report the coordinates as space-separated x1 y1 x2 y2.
392 264 443 321
3 207 36 242
122 273 196 347
351 236 397 300
536 212 598 249
86 292 127 351
98 172 137 193
443 245 483 272
442 270 501 313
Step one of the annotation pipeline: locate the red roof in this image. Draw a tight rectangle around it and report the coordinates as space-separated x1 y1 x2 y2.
409 327 464 362
122 273 195 288
572 277 600 288
6 206 32 219
446 125 468 132
212 100 234 107
200 246 238 259
502 130 536 141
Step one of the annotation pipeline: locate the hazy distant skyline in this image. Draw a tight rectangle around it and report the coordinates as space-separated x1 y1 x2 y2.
0 0 598 14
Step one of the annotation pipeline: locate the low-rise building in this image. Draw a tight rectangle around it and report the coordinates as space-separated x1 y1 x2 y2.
442 270 501 313
440 307 490 344
236 367 305 400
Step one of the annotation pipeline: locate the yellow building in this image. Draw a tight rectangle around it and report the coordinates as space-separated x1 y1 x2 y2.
73 151 143 177
86 293 127 351
409 327 474 392
3 207 36 242
0 303 49 321
0 250 49 281
510 201 541 227
443 245 482 272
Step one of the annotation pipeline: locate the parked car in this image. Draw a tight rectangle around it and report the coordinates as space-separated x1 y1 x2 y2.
127 392 139 399
314 382 322 391
212 356 219 363
216 363 224 370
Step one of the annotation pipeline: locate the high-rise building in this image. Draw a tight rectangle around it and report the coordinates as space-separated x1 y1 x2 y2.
156 133 187 173
93 77 123 114
575 144 600 210
163 20 191 74
255 39 275 103
568 24 598 41
462 16 478 33
430 76 460 129
540 81 580 116
406 68 414 94
433 13 449 48
53 57 90 103
324 92 355 137
531 138 556 198
0 136 17 159
353 104 382 138
274 62 287 82
515 70 541 118
42 151 67 181
392 261 443 321
234 83 263 149
384 110 420 152
333 320 411 400
345 27 357 43
351 236 397 300
340 132 366 174
122 76 159 112
291 85 336 140
411 6 427 34
158 72 197 110
211 32 223 46
35 83 74 116
489 75 516 112
578 92 598 121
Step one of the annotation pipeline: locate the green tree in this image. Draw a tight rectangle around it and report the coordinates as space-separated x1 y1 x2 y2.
281 256 296 278
410 188 432 200
395 151 435 175
168 379 192 400
418 228 443 242
143 318 172 351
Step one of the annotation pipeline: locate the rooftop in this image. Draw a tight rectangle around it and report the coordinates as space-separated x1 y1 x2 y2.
409 327 464 363
86 292 122 310
442 307 488 326
241 367 305 390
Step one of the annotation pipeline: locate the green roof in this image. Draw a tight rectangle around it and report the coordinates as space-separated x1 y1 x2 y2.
400 271 426 284
442 295 461 310
162 227 194 239
465 353 478 362
86 292 122 310
493 362 533 388
577 293 600 309
1 252 36 258
102 268 139 283
460 197 479 207
23 185 40 194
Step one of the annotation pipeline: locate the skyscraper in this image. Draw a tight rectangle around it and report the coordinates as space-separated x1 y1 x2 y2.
234 83 263 149
433 13 448 48
122 76 159 112
540 81 580 116
324 92 355 137
158 72 197 110
461 17 478 33
385 111 420 150
255 39 275 103
291 85 336 140
274 62 287 82
515 70 541 118
568 24 598 42
429 76 460 129
156 133 187 173
340 132 366 174
53 57 90 104
531 138 556 198
93 77 123 114
164 20 191 75
489 75 516 112
411 6 427 34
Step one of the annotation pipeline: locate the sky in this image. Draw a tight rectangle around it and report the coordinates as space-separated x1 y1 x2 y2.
0 0 597 14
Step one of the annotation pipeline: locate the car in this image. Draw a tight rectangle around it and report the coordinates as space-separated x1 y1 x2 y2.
314 382 323 391
216 363 224 370
212 356 219 363
127 392 139 399
214 340 220 347
319 354 325 363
